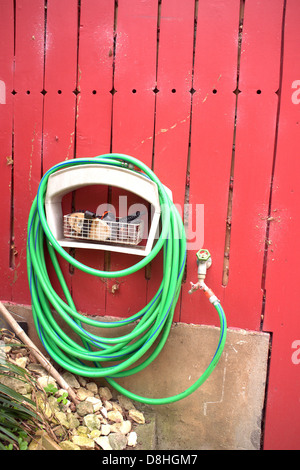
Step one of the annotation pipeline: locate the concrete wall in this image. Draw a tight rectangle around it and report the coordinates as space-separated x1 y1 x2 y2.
1 303 270 450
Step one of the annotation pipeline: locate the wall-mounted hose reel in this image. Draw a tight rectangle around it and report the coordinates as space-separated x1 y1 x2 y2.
44 162 169 256
27 153 227 405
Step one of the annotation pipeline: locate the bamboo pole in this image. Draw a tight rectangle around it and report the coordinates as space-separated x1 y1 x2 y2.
0 302 79 404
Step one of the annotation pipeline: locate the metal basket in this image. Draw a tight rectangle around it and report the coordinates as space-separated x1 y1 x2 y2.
63 213 144 246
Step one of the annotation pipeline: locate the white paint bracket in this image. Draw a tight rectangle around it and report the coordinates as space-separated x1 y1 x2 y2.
45 163 166 256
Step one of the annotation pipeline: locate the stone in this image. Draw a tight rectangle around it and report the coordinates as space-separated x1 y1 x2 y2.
0 341 11 354
107 410 123 423
76 386 94 401
47 395 60 413
110 420 132 435
60 440 81 450
101 424 111 436
0 375 32 395
14 356 28 369
76 400 94 417
99 386 113 401
36 391 53 419
57 387 69 397
76 426 88 436
89 429 101 439
104 400 113 411
62 371 81 389
117 394 136 411
53 425 68 440
72 435 95 450
108 432 127 451
38 431 63 451
37 375 57 390
86 396 103 412
54 411 70 429
127 431 138 447
78 376 87 387
95 435 113 451
86 381 98 394
112 401 123 414
128 409 145 424
83 413 101 431
28 437 43 450
100 406 108 419
67 413 80 430
27 363 49 376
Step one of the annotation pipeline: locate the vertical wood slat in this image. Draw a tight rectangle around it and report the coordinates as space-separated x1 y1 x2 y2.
148 0 195 321
42 0 78 173
112 0 157 165
262 0 300 450
40 0 79 310
221 0 284 330
76 0 114 158
0 1 14 301
106 0 158 318
71 0 115 316
153 0 194 208
12 0 45 304
180 0 240 326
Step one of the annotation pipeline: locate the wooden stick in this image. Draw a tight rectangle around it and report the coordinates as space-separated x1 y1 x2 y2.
0 302 79 404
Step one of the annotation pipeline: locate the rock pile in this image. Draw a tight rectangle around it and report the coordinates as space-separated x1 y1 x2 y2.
0 334 146 450
47 371 145 451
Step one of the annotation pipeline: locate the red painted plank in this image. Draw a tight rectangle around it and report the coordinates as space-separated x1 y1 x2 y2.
222 0 284 331
106 0 158 318
263 0 300 449
76 0 115 158
12 0 45 304
239 0 283 92
222 92 279 330
42 0 78 172
264 330 300 450
149 0 195 322
112 0 157 165
41 0 92 315
154 0 194 207
181 0 240 325
0 1 14 301
70 1 115 315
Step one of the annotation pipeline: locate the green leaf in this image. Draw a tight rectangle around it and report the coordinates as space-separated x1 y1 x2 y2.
43 383 58 394
18 436 29 450
0 382 34 405
0 425 19 443
0 359 30 379
0 412 22 430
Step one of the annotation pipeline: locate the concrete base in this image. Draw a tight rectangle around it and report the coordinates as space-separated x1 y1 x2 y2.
1 303 270 450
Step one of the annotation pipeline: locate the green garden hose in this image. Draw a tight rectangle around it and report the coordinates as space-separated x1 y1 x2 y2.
27 153 227 405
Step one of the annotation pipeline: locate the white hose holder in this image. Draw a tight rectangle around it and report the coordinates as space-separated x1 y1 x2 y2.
45 163 170 256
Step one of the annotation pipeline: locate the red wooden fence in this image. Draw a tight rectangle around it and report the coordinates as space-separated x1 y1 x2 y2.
0 0 299 450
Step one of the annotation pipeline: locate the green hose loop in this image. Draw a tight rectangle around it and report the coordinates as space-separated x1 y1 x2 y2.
27 153 227 404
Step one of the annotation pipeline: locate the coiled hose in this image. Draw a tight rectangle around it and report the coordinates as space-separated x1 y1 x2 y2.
27 153 227 404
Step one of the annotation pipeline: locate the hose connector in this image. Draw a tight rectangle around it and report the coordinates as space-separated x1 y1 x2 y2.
188 280 220 306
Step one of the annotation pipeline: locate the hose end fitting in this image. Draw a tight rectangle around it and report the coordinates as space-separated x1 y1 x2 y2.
188 280 220 305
